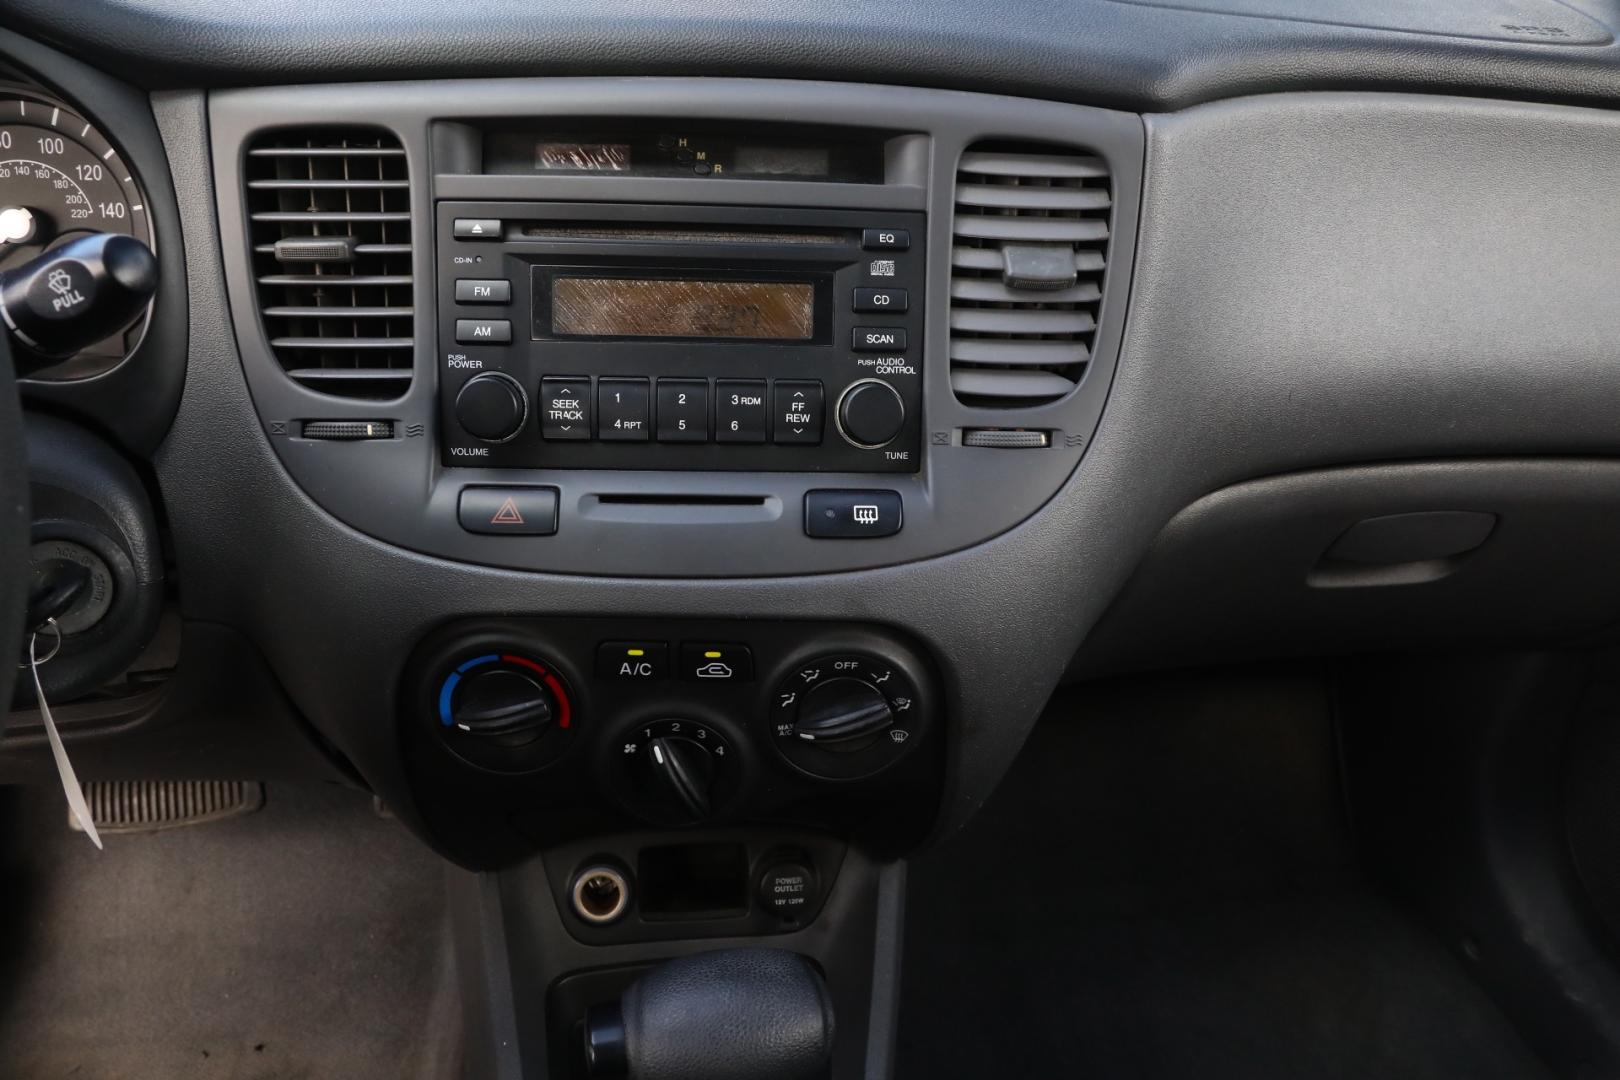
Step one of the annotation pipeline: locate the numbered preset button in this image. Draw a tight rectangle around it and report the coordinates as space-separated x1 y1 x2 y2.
597 378 650 441
656 379 709 443
715 379 768 444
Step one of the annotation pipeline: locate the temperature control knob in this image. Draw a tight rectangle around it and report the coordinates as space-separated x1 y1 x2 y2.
455 372 528 442
434 652 575 772
450 667 554 747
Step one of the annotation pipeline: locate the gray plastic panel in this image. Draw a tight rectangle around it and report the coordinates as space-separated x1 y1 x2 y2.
208 79 1143 577
150 89 1620 857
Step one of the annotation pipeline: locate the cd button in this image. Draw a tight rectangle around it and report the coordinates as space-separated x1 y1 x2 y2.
852 287 907 313
540 377 591 440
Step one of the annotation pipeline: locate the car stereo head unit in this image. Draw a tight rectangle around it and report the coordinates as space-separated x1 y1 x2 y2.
436 202 925 473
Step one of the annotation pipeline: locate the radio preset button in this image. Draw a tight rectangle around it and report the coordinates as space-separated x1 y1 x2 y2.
657 379 709 442
773 381 824 445
853 327 907 352
455 318 512 345
540 377 592 441
715 380 768 444
453 218 502 240
862 228 911 251
598 378 651 441
852 287 908 313
455 279 512 304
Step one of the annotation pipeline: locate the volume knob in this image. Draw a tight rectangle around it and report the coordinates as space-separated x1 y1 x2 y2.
455 372 528 442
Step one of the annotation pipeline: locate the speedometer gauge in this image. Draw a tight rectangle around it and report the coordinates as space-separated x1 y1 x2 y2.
0 85 153 373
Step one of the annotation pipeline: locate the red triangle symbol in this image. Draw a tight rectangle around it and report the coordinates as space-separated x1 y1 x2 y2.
490 497 525 525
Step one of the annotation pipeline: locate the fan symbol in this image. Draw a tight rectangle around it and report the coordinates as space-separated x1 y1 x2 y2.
47 268 73 296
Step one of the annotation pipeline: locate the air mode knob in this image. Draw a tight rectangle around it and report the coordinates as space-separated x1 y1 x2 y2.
836 379 905 449
795 678 895 752
455 372 528 442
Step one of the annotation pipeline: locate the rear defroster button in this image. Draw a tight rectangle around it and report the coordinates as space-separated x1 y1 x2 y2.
805 490 902 538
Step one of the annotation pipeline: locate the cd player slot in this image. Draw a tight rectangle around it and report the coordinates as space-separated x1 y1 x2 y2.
515 225 844 246
578 493 783 526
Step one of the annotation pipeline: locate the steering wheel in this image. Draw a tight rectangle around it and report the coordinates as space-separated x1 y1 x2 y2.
0 332 29 708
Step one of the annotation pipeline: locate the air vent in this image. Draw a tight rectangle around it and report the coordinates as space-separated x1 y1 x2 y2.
244 129 413 399
949 143 1111 407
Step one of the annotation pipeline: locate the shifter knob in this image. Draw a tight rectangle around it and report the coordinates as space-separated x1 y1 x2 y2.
0 233 157 366
585 948 834 1080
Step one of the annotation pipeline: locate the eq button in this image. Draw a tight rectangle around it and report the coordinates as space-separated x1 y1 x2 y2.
853 327 907 352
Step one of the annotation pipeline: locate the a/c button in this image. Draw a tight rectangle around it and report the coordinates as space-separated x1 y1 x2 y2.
596 641 669 680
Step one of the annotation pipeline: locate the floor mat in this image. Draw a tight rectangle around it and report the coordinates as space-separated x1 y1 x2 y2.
0 782 459 1080
897 666 1553 1080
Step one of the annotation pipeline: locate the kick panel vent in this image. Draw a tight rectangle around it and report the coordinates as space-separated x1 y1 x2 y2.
949 142 1111 407
244 128 414 399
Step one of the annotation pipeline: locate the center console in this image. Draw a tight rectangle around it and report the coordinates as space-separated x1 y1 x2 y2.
201 76 1143 1078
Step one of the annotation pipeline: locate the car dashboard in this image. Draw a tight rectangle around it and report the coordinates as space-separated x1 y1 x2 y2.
7 1 1620 1077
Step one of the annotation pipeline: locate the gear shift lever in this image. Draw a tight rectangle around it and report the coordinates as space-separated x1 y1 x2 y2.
584 948 835 1080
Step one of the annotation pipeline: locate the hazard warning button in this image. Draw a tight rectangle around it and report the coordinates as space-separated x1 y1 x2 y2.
457 486 559 536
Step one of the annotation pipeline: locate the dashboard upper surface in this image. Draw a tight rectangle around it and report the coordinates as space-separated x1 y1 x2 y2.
9 0 1620 113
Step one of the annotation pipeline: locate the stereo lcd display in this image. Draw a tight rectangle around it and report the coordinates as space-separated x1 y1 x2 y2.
548 277 816 341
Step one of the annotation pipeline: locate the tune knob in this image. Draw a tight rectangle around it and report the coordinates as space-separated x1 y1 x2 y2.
836 379 905 449
450 667 554 747
454 372 528 442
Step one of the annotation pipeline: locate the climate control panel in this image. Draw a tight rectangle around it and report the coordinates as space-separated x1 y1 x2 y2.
402 617 942 867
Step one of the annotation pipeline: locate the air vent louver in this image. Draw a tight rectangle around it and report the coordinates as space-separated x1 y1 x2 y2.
949 144 1111 407
245 129 413 399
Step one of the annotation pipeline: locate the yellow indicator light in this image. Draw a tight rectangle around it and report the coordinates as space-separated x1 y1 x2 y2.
704 651 723 659
626 649 645 657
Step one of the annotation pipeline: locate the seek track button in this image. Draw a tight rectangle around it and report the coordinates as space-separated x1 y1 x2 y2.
541 377 591 440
